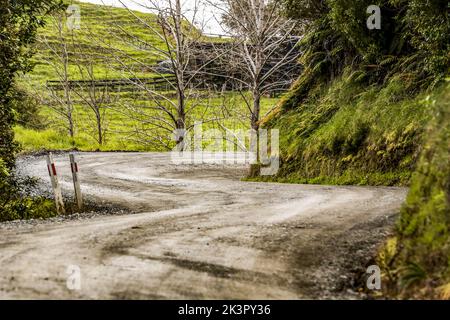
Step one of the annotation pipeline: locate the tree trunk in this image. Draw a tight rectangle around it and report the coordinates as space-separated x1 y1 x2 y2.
96 109 102 145
175 109 186 149
251 89 261 131
174 0 186 149
249 88 262 177
67 112 74 139
60 16 74 139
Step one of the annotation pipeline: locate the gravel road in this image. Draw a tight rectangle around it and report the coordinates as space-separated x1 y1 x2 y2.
0 152 407 299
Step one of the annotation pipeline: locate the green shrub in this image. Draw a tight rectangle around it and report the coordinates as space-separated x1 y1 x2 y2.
0 159 57 222
281 0 449 99
0 0 63 222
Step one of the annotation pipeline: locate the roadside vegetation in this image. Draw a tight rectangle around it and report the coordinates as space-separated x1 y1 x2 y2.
257 0 449 298
377 85 450 299
257 0 448 186
1 0 63 221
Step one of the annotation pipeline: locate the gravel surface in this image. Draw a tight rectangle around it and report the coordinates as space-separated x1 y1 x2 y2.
0 152 407 299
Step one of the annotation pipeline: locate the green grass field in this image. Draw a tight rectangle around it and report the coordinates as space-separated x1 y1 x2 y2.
15 90 279 152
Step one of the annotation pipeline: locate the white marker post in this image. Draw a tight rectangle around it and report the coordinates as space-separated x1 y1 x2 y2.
46 152 65 214
69 153 83 211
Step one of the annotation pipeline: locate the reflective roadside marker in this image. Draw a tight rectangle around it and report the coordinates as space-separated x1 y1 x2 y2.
46 152 65 214
69 153 83 211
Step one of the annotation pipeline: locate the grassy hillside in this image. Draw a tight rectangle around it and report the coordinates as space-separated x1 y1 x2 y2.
257 72 439 186
28 0 165 84
15 1 278 152
14 1 166 152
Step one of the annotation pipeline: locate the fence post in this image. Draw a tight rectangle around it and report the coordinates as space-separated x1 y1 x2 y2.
46 152 65 214
69 153 83 211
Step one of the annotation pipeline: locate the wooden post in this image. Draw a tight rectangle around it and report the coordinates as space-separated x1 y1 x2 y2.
46 152 65 214
69 153 83 211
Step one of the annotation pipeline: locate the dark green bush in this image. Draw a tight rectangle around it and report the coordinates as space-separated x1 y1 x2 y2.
280 0 449 110
1 0 63 222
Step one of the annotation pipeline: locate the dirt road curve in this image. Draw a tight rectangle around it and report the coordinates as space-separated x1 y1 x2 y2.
1 152 407 299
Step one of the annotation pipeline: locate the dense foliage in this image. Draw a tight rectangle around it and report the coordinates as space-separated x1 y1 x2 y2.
1 0 62 219
395 86 449 298
281 0 449 98
1 0 62 167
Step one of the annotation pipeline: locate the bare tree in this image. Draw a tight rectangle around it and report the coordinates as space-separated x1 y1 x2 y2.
40 10 114 147
91 0 230 150
72 61 114 146
40 13 76 139
210 0 301 131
